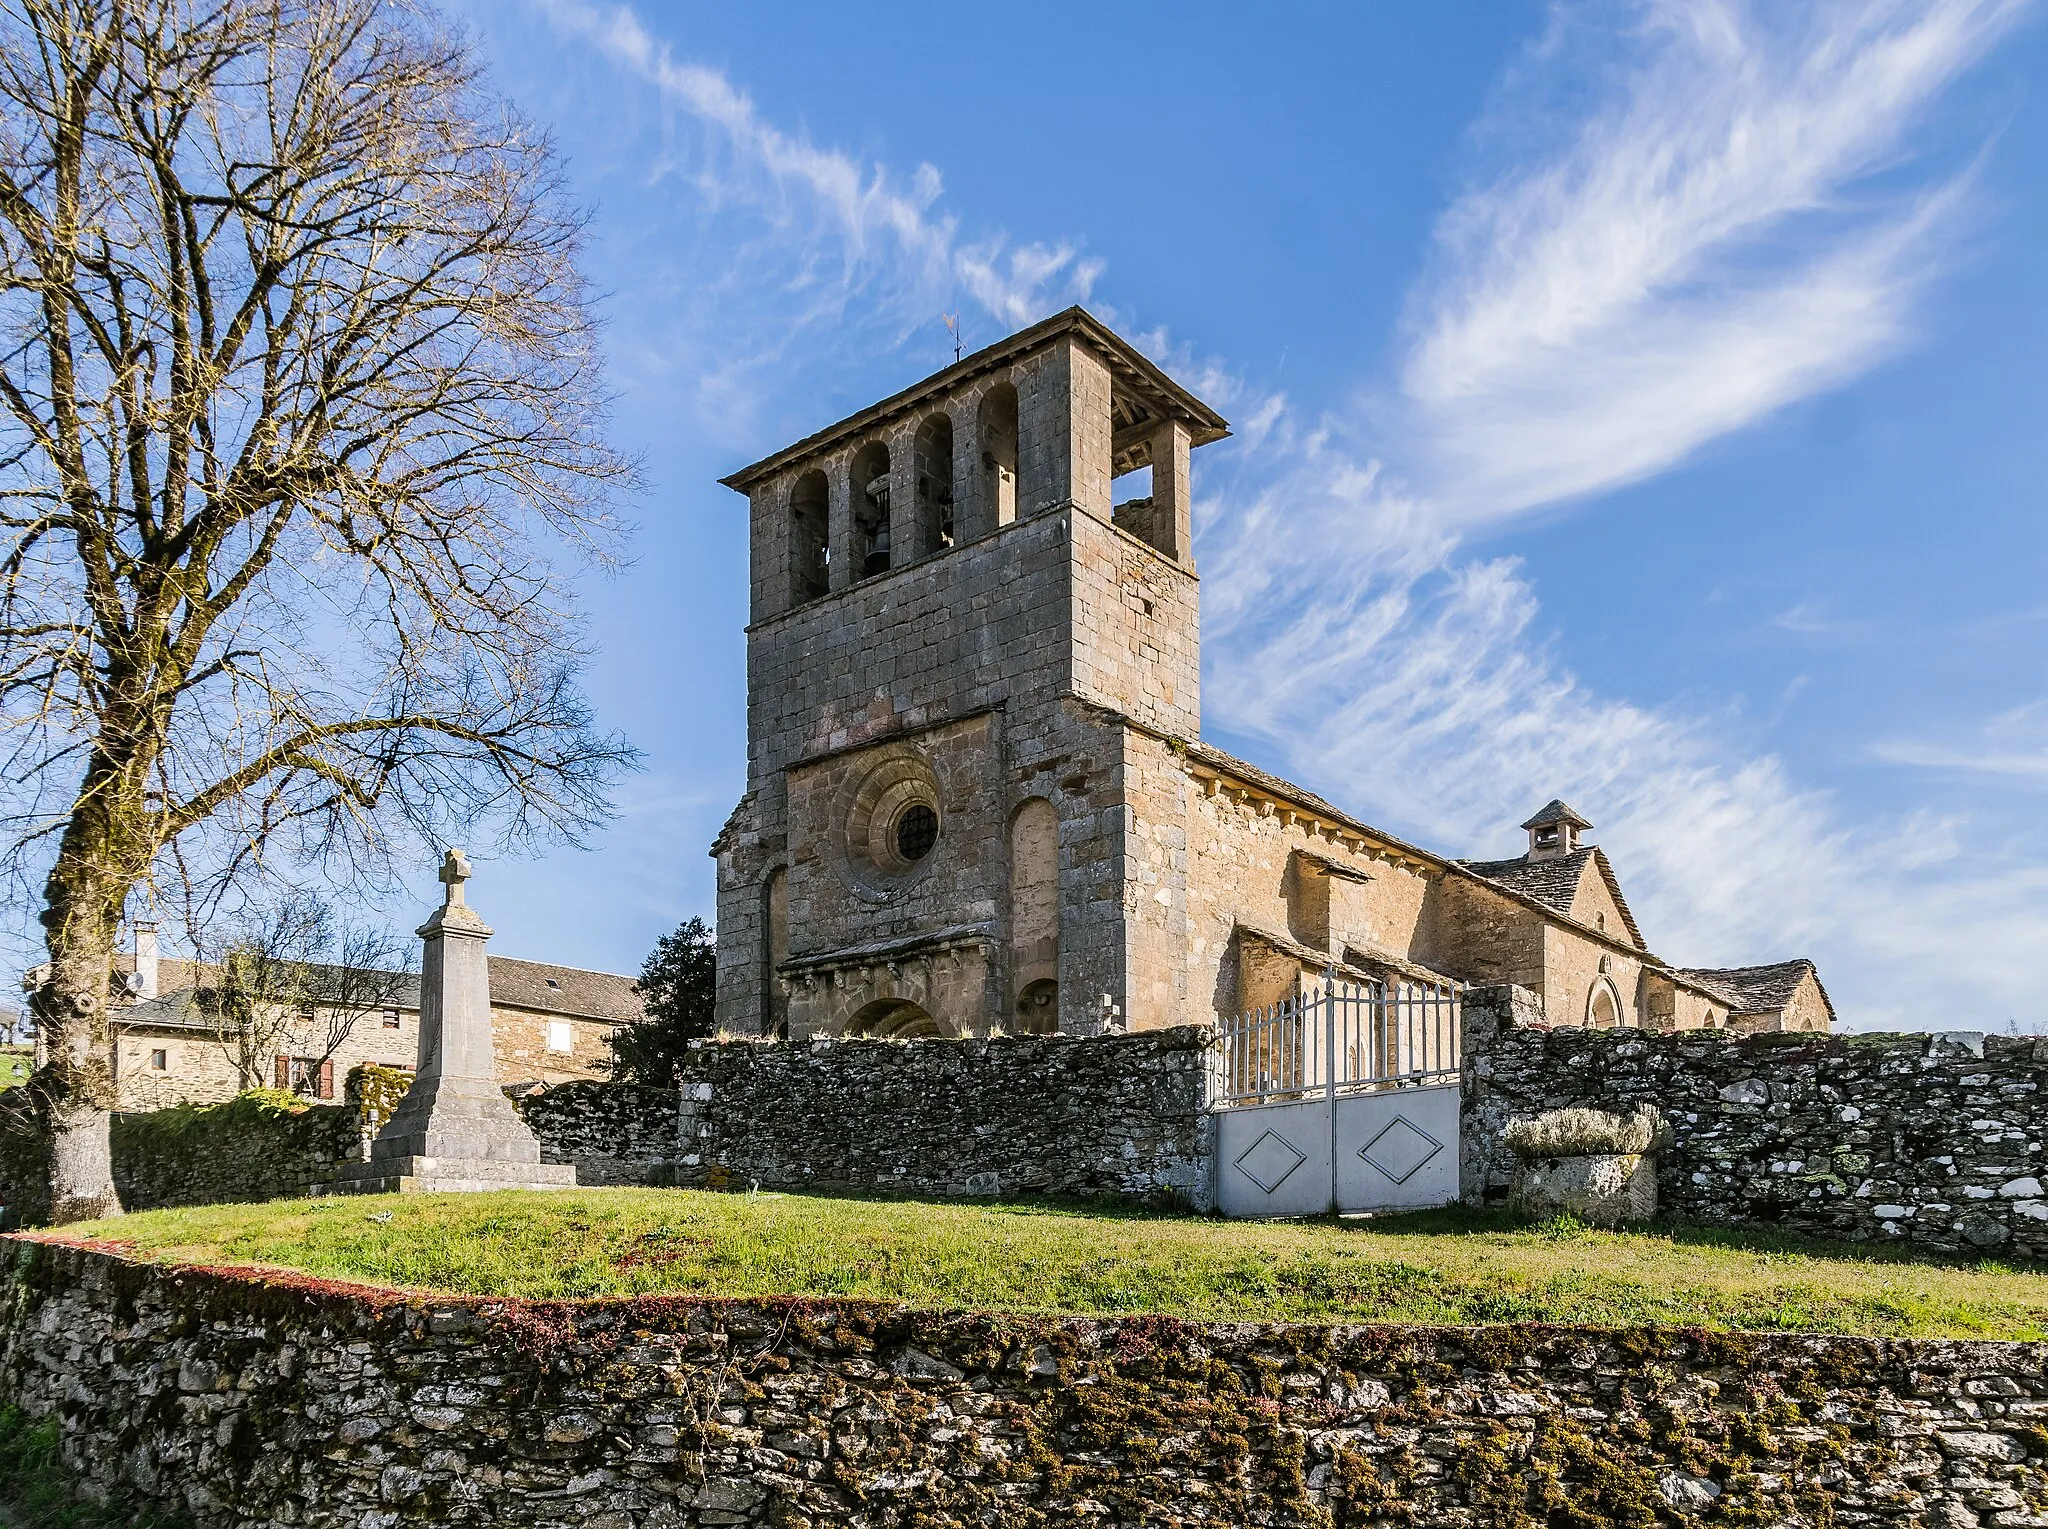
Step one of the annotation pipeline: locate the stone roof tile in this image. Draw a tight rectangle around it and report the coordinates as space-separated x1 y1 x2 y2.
1457 846 1647 951
1670 959 1830 1020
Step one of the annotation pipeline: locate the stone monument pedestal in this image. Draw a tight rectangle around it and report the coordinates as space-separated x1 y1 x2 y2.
341 849 574 1195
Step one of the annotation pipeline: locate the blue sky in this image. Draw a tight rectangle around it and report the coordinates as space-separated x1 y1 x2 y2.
174 2 2048 1027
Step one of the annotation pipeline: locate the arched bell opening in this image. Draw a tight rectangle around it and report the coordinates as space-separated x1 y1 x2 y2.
849 440 892 578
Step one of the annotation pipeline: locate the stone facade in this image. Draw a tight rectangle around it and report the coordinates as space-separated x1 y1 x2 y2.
6 1239 2047 1528
713 308 1832 1045
1466 1002 2048 1257
672 1028 1213 1206
97 951 640 1111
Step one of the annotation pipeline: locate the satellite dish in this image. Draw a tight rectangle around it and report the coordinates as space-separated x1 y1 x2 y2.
122 971 148 995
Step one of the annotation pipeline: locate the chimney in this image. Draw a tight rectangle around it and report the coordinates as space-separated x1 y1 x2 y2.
133 922 159 1000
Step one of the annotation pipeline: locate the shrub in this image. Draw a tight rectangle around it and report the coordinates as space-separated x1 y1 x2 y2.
0 1405 190 1526
345 1063 412 1133
1504 1106 1670 1159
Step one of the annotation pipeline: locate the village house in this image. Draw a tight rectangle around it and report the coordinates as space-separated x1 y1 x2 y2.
713 307 1834 1041
32 925 645 1111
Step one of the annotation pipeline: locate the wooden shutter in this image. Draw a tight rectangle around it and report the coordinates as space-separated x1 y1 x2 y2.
319 1058 335 1100
275 1055 289 1090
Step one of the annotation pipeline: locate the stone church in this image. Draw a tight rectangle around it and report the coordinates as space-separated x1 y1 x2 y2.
713 309 1833 1041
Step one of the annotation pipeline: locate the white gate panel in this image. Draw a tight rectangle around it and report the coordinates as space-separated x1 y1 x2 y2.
1214 972 1465 1219
1333 1082 1460 1213
1216 1097 1334 1218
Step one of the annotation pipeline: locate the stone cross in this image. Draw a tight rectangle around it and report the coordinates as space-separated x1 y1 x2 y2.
340 849 571 1195
439 847 472 904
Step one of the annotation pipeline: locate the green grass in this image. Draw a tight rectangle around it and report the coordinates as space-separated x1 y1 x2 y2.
0 1047 32 1092
56 1188 2048 1340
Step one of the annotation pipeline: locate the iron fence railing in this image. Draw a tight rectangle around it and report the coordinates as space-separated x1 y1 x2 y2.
1217 969 1462 1106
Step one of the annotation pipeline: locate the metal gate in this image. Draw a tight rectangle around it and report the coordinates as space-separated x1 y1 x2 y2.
1215 970 1463 1218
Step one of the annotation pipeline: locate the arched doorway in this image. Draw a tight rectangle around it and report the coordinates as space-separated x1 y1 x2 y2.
1587 980 1624 1030
846 999 949 1039
1014 978 1058 1035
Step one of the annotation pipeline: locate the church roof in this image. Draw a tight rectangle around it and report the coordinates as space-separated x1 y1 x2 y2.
1670 959 1833 1022
1178 738 1655 955
1458 846 1647 950
1520 798 1592 832
719 306 1232 492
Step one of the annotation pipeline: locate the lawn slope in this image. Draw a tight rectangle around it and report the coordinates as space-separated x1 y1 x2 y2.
57 1188 2048 1340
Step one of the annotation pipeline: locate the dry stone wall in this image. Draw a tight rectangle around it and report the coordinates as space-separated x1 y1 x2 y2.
672 1027 1214 1206
1467 1006 2048 1258
4 1238 2046 1528
0 1090 362 1227
0 1081 680 1227
518 1080 681 1187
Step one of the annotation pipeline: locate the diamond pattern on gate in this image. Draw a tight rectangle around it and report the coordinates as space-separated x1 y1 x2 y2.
1233 1129 1308 1195
1357 1116 1443 1184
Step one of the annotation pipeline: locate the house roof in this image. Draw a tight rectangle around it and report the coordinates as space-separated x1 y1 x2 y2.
719 306 1232 493
109 955 643 1031
1520 799 1592 832
1457 846 1647 951
1236 924 1459 989
1670 960 1835 1023
113 987 214 1034
485 957 645 1024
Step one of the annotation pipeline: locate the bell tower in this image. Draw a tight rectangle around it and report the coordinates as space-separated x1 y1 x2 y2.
712 309 1229 1040
1522 799 1593 861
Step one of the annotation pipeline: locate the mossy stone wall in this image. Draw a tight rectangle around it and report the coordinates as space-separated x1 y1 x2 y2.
0 1090 360 1228
1470 1019 2048 1258
673 1026 1214 1205
2 1238 2044 1527
0 1071 678 1226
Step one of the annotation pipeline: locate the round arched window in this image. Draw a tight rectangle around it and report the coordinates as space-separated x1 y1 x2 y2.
837 747 943 888
894 803 939 861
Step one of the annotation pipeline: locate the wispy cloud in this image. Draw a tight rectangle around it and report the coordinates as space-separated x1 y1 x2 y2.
532 0 1101 336
520 0 2043 1027
1876 701 2048 782
1401 0 2026 518
1204 0 2040 1026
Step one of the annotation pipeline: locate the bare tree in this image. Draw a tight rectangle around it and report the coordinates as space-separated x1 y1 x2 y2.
203 889 410 1094
0 0 637 1221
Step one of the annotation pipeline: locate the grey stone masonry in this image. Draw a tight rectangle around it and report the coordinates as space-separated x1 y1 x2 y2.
519 1079 683 1186
5 1238 2047 1527
673 1026 1215 1205
716 309 1222 1043
1466 997 2048 1258
341 850 573 1194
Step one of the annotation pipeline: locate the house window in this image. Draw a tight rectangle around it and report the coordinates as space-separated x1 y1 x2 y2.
277 1055 335 1099
546 1020 573 1054
381 1008 401 1029
148 1048 167 1071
